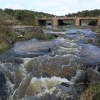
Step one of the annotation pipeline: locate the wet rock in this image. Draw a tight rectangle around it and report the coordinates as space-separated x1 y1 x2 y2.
13 74 32 99
48 48 52 52
24 96 41 100
86 67 100 84
0 72 7 99
95 63 100 73
49 82 79 100
60 82 70 87
24 82 79 100
35 27 44 34
40 93 57 100
14 57 23 64
42 61 77 80
71 70 86 84
71 70 86 94
78 61 96 71
24 94 57 100
52 34 59 38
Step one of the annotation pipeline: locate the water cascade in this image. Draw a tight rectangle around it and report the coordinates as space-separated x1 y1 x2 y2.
0 27 100 100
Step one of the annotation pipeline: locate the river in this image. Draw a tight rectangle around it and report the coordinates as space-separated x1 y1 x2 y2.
0 26 100 100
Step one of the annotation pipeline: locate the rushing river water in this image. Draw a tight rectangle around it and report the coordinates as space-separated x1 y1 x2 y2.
0 27 100 100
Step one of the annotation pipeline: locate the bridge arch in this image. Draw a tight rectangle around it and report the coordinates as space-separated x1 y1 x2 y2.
57 19 75 26
79 19 98 26
38 20 46 25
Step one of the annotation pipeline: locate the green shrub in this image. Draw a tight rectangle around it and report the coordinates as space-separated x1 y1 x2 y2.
0 18 4 22
87 84 100 100
34 33 55 40
0 26 16 53
0 42 9 53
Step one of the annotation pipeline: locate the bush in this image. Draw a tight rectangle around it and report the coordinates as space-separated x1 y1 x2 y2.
85 84 100 100
0 26 16 53
34 33 55 40
0 42 9 53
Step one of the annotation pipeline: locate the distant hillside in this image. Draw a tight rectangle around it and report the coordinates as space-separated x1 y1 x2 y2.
1 8 100 26
65 9 100 17
0 8 55 26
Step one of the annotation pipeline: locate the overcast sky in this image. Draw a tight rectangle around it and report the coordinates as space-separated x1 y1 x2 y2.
0 0 100 15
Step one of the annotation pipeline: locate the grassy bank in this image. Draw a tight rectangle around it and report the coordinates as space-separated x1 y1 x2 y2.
0 26 55 53
88 84 100 100
81 83 100 100
0 26 16 53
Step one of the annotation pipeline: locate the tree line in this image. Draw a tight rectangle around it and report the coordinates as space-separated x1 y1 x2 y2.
0 8 54 26
65 9 100 17
0 8 100 26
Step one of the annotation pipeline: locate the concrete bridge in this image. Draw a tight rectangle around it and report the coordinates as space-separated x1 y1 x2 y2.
35 16 100 26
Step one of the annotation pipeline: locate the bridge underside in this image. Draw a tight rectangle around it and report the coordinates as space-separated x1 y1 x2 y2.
80 19 98 26
38 20 46 25
57 20 75 26
36 17 100 26
46 20 52 25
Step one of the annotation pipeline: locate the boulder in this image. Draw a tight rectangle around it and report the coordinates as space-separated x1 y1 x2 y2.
14 57 23 64
71 70 86 84
52 34 59 38
71 70 86 93
42 82 79 100
0 72 7 99
24 82 79 100
86 67 100 84
24 96 41 100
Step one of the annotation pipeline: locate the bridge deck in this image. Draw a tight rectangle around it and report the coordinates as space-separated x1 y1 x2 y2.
36 17 99 20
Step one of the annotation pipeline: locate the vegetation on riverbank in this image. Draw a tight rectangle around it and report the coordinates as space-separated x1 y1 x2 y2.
33 33 55 40
0 8 54 26
0 8 55 53
0 26 16 53
85 26 100 46
0 26 56 53
89 84 100 100
81 83 100 100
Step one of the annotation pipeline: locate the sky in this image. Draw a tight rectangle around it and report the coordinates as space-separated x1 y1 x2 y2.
0 0 100 15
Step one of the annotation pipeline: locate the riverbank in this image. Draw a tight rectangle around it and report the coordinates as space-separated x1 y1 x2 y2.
0 26 56 53
0 26 35 53
1 25 100 54
1 27 100 100
82 26 100 46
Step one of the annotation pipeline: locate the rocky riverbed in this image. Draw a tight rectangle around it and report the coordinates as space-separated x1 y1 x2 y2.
0 26 100 100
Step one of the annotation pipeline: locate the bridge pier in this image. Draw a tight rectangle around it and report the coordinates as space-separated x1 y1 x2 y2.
52 17 58 26
97 17 100 26
75 18 81 26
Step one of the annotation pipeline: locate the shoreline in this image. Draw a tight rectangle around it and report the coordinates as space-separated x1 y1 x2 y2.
0 25 100 54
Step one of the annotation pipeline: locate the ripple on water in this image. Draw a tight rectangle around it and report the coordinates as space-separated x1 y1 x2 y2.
81 44 100 63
